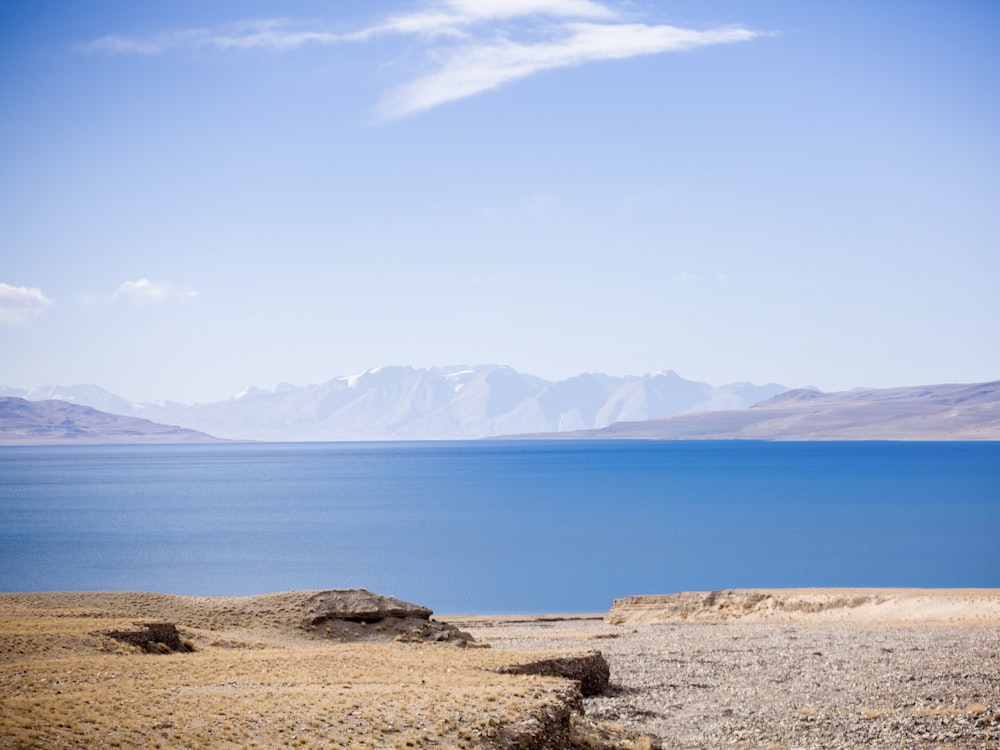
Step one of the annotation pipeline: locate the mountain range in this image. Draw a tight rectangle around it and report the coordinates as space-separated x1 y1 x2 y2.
1 365 787 442
3 370 999 444
550 380 1000 441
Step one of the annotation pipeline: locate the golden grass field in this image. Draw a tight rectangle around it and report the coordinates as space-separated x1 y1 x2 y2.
0 592 649 749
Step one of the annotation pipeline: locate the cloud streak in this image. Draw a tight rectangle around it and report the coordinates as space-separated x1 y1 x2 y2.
79 1 762 118
80 19 347 55
0 283 53 325
113 278 199 305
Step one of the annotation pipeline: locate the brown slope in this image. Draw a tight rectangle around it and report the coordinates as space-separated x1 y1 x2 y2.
0 397 226 445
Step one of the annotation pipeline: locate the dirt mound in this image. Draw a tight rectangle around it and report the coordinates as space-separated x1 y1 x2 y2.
302 588 474 644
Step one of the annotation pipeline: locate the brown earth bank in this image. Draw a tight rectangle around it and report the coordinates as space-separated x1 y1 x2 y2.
0 589 644 749
2 589 998 749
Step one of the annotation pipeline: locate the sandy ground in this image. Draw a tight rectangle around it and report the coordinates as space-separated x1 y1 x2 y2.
2 589 998 749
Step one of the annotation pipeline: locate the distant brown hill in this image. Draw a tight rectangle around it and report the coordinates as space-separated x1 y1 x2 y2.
548 381 1000 440
0 397 225 445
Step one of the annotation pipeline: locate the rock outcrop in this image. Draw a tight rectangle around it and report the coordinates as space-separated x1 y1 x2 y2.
302 588 474 644
303 589 433 622
605 588 1000 625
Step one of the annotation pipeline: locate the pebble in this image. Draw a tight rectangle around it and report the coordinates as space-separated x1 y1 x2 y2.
465 619 1000 749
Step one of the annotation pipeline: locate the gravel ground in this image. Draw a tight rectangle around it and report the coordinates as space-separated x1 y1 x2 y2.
458 618 1000 749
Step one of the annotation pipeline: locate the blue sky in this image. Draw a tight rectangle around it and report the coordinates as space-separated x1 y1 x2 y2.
2 1 998 403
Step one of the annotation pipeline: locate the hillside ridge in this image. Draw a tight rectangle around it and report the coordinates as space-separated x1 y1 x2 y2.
553 380 1000 441
0 397 224 445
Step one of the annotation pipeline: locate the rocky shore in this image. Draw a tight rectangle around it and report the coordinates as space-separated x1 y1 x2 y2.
451 589 1000 749
454 617 998 749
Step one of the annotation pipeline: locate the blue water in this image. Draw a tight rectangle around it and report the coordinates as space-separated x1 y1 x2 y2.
1 441 997 613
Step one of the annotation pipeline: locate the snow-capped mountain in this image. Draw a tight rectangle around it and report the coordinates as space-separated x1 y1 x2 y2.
2 366 788 441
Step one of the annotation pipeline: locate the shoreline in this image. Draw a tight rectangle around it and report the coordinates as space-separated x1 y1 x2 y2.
3 588 998 748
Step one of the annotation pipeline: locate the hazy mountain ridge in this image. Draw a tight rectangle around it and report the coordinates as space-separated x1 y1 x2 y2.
0 397 224 445
4 376 998 443
1 365 787 441
553 380 1000 440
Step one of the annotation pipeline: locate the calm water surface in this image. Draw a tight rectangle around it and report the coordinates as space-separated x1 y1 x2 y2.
1 441 997 613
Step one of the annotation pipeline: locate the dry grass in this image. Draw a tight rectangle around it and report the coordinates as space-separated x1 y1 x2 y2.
0 593 595 749
1 646 576 748
859 706 892 720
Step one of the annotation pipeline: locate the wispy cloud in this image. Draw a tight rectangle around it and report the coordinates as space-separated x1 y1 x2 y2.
383 22 759 118
0 282 54 325
79 19 347 55
78 1 762 119
112 278 199 305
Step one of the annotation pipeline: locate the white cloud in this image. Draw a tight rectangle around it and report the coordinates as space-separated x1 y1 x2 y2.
79 2 762 119
439 0 614 21
675 272 699 284
80 19 348 55
113 278 199 305
79 3 616 53
81 35 166 55
372 0 615 37
0 283 53 325
383 21 759 118
198 20 346 51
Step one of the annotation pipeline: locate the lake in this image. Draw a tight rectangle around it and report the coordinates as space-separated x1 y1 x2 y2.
1 441 997 613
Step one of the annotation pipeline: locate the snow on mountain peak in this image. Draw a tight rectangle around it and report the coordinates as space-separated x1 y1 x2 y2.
6 366 791 441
